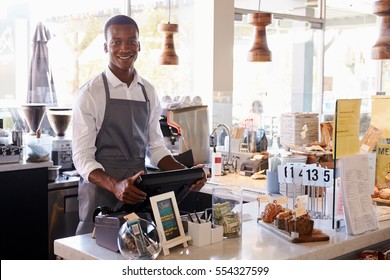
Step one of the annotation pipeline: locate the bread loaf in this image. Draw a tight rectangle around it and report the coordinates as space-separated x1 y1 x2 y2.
286 214 314 237
275 211 292 230
261 202 284 223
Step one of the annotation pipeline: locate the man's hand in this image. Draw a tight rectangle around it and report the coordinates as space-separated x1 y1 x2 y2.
89 168 147 205
188 164 207 192
114 170 147 204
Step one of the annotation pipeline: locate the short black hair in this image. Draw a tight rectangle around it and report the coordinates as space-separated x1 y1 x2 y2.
104 15 139 40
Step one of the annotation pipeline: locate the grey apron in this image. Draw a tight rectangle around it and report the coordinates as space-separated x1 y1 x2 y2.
76 72 150 235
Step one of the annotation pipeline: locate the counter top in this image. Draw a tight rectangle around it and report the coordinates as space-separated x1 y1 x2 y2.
54 201 390 260
205 173 267 202
53 173 390 260
0 160 53 172
48 175 80 191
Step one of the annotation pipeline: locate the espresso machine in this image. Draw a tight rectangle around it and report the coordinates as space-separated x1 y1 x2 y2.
47 108 73 170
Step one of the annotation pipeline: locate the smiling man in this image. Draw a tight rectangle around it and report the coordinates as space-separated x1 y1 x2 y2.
72 15 206 235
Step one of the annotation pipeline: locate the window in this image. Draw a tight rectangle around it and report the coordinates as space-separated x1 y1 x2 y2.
0 0 387 134
233 7 323 141
232 0 386 142
0 0 195 110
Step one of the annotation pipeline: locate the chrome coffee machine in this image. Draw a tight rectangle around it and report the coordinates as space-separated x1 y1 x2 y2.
159 105 210 167
166 105 210 165
47 108 73 170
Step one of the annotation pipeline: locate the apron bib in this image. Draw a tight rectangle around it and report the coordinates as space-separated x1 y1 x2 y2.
76 72 150 235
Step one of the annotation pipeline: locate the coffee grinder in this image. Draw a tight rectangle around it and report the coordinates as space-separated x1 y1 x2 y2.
47 108 73 170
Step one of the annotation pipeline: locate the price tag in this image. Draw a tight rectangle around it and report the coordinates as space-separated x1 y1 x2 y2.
322 168 334 187
257 195 271 203
302 165 324 186
293 206 307 218
295 195 308 209
272 196 288 205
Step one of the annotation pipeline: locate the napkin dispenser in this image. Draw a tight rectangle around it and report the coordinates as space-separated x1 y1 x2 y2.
93 207 153 252
94 212 127 252
239 157 268 176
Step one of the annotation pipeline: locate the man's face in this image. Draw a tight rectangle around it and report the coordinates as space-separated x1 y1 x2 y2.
104 24 140 73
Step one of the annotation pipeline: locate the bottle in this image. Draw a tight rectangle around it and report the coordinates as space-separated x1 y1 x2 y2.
257 128 268 152
268 134 280 156
212 152 222 176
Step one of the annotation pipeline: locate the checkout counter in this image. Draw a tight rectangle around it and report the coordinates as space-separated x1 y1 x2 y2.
53 174 390 260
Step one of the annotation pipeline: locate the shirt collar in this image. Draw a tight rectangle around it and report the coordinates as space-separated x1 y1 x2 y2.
104 67 143 88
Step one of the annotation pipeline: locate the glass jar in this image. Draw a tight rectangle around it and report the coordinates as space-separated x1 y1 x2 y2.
212 185 243 238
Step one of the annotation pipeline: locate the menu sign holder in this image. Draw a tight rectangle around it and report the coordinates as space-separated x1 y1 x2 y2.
150 191 191 256
338 153 379 235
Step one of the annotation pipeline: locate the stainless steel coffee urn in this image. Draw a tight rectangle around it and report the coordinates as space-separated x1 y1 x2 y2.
166 105 210 165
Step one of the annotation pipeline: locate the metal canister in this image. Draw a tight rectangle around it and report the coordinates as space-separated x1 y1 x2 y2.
248 131 257 153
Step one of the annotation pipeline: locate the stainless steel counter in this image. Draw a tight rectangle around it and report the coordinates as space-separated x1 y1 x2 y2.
48 174 80 190
48 174 80 259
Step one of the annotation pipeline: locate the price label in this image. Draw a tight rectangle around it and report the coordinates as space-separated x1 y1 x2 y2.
302 165 324 186
323 168 334 187
257 195 271 203
272 196 288 205
293 206 307 218
295 194 308 209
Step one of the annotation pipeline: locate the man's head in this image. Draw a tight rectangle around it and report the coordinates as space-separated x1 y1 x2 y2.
104 15 139 41
104 15 140 79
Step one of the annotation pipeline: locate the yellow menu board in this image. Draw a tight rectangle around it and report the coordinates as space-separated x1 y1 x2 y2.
333 99 361 159
371 96 390 138
376 142 390 188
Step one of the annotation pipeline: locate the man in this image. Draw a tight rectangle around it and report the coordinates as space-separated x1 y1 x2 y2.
72 15 206 235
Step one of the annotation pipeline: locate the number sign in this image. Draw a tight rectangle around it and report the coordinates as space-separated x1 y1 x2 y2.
323 168 334 187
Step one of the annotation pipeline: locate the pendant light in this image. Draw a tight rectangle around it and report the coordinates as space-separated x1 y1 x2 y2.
372 0 390 60
247 0 272 62
158 0 179 65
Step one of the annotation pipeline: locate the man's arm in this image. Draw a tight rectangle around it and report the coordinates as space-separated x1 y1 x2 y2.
157 155 187 171
88 168 147 204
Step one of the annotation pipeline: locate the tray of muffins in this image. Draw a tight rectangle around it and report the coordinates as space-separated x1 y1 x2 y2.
257 202 329 243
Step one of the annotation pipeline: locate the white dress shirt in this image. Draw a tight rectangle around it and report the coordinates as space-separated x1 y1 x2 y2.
72 67 171 181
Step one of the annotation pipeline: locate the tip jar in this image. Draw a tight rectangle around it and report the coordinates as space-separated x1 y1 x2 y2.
117 218 163 260
212 185 243 238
